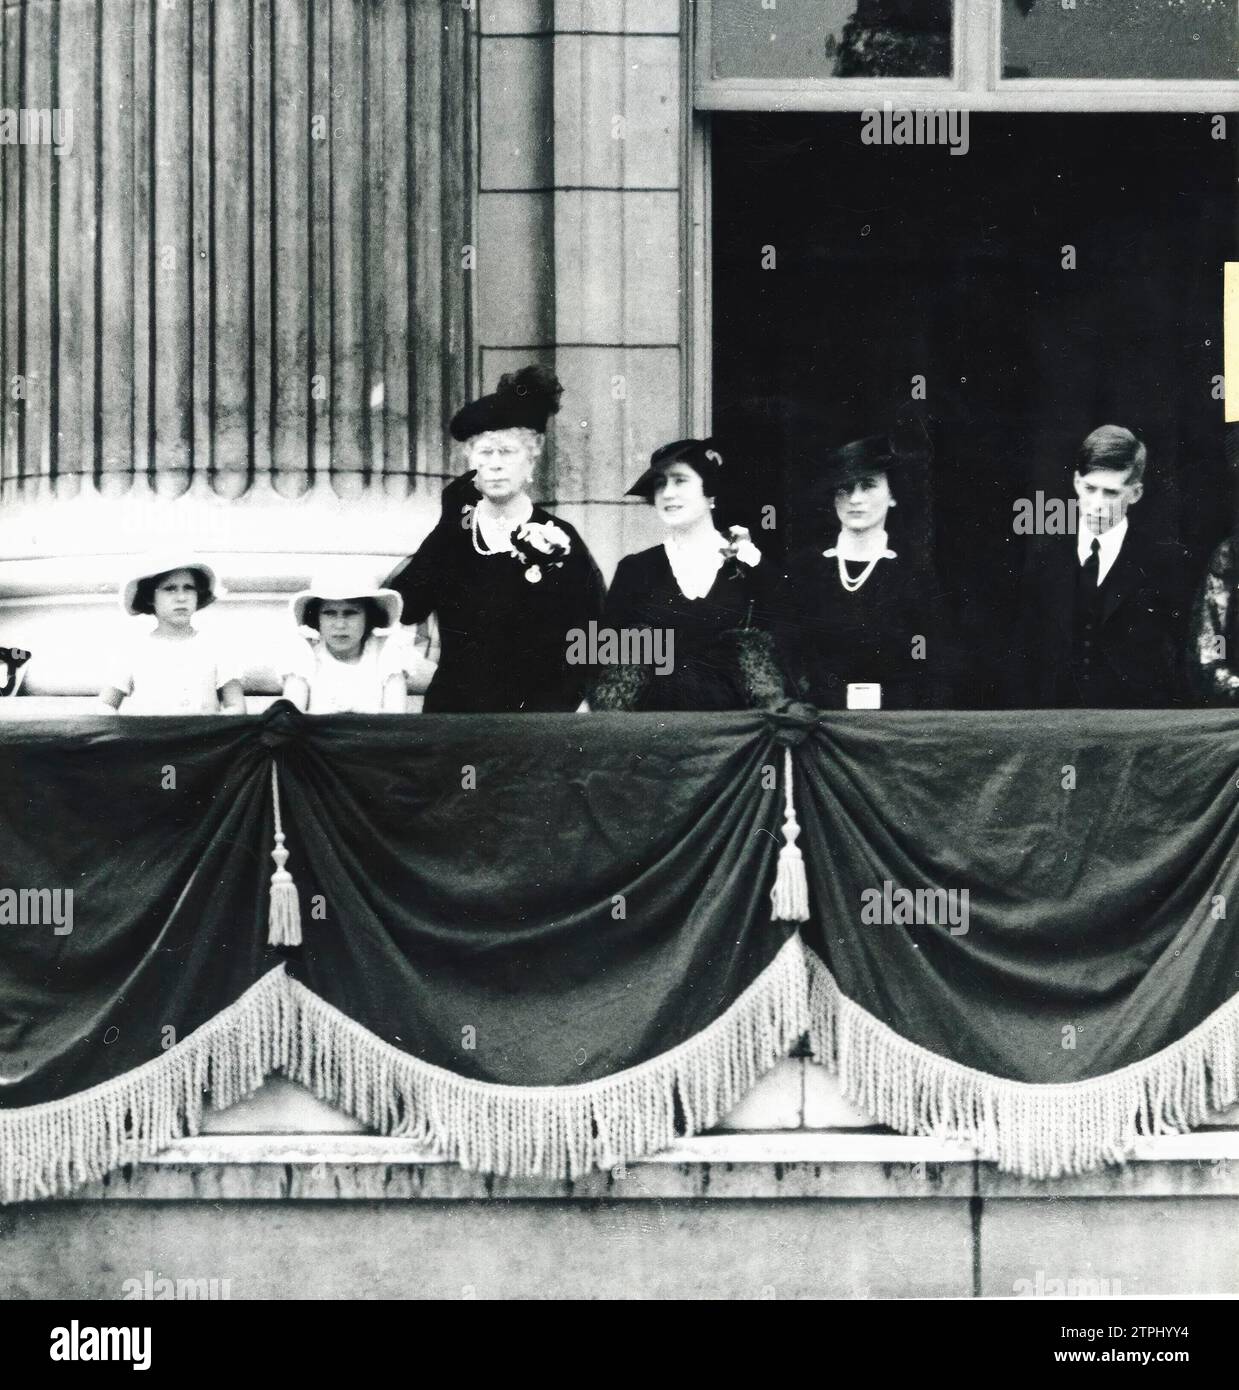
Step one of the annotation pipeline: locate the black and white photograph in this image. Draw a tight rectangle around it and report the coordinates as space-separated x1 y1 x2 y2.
2 0 1239 1330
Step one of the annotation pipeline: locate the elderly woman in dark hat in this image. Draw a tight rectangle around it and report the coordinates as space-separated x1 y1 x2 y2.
385 365 604 713
773 427 950 710
589 438 784 711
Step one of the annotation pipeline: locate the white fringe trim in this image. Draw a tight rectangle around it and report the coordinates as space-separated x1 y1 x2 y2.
807 947 1239 1179
0 940 808 1199
0 968 291 1204
282 934 810 1180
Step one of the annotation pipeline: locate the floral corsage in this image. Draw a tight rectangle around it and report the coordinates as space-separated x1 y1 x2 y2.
511 520 572 583
720 526 761 573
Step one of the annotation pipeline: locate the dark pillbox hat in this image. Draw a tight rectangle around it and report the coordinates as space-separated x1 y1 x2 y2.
627 437 726 500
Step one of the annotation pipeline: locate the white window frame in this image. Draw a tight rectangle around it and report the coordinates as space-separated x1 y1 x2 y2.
694 0 1239 112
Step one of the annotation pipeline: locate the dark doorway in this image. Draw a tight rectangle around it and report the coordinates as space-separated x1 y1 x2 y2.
712 113 1237 707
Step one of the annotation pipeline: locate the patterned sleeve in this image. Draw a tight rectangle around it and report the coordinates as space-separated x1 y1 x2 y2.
1192 540 1239 704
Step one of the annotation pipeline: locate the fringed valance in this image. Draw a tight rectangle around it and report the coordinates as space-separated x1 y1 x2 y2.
4 703 1239 1199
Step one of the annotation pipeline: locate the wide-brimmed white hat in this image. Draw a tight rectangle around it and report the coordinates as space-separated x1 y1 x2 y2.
290 566 403 630
121 555 221 616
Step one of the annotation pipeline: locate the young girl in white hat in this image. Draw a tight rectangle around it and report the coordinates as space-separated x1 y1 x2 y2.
282 569 411 714
98 557 245 714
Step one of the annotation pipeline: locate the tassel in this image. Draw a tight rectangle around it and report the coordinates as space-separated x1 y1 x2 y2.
267 763 302 947
771 746 810 922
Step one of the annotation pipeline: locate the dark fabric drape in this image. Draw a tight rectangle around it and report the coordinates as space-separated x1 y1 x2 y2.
8 703 1239 1191
797 708 1239 1081
0 716 279 1107
279 711 790 1085
0 707 793 1108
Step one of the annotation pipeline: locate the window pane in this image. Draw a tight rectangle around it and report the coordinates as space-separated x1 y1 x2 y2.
1002 0 1239 80
711 0 953 81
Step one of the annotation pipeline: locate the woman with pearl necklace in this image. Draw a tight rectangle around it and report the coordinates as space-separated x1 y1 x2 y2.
386 366 604 713
774 430 951 711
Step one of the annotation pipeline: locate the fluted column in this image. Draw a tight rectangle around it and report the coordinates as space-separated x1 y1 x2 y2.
0 0 474 696
1 0 471 500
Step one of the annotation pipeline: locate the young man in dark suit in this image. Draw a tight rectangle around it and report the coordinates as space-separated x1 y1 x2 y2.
1012 425 1194 708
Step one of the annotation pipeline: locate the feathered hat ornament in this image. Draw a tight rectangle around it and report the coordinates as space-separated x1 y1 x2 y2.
450 364 564 442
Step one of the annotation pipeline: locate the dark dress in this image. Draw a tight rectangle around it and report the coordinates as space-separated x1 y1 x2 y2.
595 544 780 711
773 546 950 710
387 506 604 713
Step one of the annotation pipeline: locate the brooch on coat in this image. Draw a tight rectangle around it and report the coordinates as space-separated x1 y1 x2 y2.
511 520 573 583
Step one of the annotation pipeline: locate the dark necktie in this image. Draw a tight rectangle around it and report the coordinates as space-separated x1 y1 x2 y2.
1081 538 1100 590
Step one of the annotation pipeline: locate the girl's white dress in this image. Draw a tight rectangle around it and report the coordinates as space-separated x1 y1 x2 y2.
105 626 242 714
284 633 408 714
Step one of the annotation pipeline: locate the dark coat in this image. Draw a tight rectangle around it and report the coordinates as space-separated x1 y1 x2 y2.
1012 528 1194 708
387 506 604 713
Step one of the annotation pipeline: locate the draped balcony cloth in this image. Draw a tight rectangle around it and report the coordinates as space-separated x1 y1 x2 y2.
3 705 1239 1201
0 707 805 1202
796 708 1239 1178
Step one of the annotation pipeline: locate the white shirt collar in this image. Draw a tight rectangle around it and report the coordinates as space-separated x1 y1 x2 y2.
1078 516 1127 584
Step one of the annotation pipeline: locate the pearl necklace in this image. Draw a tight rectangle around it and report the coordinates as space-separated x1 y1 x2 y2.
825 538 896 594
837 552 881 593
471 504 529 557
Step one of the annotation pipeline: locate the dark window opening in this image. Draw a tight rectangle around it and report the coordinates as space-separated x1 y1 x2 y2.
712 113 1237 708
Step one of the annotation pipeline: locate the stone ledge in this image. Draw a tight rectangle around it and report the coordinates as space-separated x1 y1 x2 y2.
46 1130 1239 1202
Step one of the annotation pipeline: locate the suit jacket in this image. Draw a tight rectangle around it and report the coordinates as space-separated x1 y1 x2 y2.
1011 528 1193 708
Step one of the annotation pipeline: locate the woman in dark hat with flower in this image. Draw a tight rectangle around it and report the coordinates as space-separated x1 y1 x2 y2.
385 365 604 713
589 438 785 711
773 425 951 710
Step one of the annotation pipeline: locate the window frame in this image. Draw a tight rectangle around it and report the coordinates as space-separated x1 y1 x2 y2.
695 0 1239 112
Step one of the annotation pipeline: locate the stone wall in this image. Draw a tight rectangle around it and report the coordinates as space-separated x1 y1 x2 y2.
6 1064 1238 1299
477 0 690 581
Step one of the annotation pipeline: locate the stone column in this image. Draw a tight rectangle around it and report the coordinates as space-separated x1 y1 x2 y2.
477 0 690 581
0 0 472 696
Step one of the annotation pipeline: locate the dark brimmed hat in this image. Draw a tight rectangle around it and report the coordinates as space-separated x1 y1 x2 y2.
819 435 903 492
815 414 932 494
627 438 726 500
450 364 563 442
